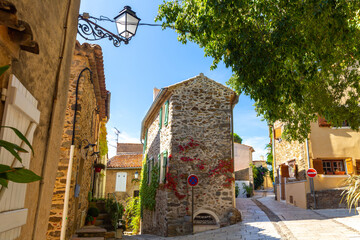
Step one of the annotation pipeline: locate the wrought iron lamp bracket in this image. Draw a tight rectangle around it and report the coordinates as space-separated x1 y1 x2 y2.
77 15 130 47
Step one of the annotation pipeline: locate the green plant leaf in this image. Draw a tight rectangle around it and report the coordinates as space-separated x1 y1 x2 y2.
1 126 34 154
0 65 10 77
0 140 28 162
0 164 12 173
0 174 8 188
6 168 41 183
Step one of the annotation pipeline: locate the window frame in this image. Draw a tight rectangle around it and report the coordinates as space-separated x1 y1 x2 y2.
322 159 346 175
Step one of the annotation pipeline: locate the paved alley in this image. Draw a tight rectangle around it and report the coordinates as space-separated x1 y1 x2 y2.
124 193 360 240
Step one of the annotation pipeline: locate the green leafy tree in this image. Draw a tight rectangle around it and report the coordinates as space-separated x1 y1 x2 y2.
156 0 360 141
233 133 242 144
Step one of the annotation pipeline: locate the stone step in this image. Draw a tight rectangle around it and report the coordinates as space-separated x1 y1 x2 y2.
76 226 106 238
95 219 104 226
97 213 108 220
71 237 104 240
104 231 115 238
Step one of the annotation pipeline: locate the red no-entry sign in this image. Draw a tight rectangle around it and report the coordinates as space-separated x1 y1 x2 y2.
307 168 317 178
187 174 199 187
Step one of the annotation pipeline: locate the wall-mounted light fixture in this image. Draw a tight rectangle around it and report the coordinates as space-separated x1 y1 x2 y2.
134 171 139 179
78 6 141 47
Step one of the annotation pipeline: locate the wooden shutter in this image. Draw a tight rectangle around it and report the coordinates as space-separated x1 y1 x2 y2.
163 151 168 183
158 154 162 183
318 116 331 127
313 159 324 174
159 107 162 129
0 75 40 239
115 172 127 192
280 165 290 178
274 128 282 139
164 100 169 126
345 158 354 175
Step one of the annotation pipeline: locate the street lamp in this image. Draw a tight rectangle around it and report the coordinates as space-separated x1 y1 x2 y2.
134 171 139 179
78 6 141 47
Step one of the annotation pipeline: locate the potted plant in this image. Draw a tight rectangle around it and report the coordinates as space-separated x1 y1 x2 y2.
86 215 94 225
94 163 106 173
88 206 99 224
105 197 124 238
242 183 253 198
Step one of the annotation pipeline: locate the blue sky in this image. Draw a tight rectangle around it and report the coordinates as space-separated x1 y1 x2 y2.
79 0 269 160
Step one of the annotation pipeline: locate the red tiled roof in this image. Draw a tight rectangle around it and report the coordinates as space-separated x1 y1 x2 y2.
107 153 143 168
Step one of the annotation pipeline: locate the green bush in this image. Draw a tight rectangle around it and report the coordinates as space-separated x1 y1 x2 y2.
105 197 124 231
125 197 140 233
88 207 99 217
235 183 239 197
251 164 269 190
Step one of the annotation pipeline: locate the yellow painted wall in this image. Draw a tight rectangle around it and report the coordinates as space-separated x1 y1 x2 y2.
313 175 348 191
285 181 307 209
310 122 360 167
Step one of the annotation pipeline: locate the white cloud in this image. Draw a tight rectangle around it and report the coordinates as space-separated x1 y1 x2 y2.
242 136 270 161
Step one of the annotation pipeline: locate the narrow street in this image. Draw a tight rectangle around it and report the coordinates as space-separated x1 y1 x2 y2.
125 192 360 240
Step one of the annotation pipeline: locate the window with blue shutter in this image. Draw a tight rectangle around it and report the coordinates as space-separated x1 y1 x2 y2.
164 100 169 126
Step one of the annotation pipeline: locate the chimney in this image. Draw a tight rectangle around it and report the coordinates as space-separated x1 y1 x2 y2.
153 88 160 101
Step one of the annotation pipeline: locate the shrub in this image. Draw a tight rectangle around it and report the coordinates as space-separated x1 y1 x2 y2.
88 207 99 217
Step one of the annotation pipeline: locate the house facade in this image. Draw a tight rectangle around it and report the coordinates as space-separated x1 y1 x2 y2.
0 1 80 239
273 117 360 209
140 74 241 237
47 42 110 239
234 143 254 197
105 143 143 205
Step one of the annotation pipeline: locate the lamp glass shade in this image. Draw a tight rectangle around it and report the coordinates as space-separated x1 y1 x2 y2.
115 6 140 39
134 171 139 179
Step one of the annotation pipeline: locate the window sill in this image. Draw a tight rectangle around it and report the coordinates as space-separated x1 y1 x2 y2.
318 174 349 178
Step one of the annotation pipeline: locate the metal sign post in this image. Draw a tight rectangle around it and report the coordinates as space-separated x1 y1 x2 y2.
307 168 317 209
188 174 199 234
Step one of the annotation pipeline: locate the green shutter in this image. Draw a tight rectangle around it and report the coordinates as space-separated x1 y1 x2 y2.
143 129 148 153
159 107 163 129
146 155 150 184
163 151 168 183
158 154 161 183
164 100 169 126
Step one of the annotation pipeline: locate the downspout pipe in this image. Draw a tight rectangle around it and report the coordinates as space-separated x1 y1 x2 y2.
60 67 92 240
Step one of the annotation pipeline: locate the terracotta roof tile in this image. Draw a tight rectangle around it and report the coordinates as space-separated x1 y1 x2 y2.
107 153 143 168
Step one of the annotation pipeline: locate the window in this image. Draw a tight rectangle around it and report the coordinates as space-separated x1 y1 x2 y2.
314 159 346 175
288 160 296 178
134 190 139 197
159 107 163 130
115 172 127 192
322 160 345 175
162 150 168 183
164 100 169 126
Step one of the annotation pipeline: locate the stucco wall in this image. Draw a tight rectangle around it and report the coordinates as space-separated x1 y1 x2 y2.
105 168 141 206
284 181 307 209
0 1 80 239
234 143 252 171
142 75 238 237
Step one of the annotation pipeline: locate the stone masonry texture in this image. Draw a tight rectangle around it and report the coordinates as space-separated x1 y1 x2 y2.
142 74 239 237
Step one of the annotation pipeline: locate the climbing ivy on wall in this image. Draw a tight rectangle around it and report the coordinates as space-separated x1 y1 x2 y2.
99 121 108 157
139 156 159 212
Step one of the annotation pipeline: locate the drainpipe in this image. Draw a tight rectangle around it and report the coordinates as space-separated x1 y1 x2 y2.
60 67 92 240
271 125 277 199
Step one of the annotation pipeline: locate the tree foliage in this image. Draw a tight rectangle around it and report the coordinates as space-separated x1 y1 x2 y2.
157 0 360 141
251 164 268 190
233 133 242 144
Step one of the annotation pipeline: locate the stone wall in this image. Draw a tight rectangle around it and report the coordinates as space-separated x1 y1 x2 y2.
306 189 346 209
142 75 239 237
0 1 80 239
47 54 98 239
274 123 307 181
105 169 141 206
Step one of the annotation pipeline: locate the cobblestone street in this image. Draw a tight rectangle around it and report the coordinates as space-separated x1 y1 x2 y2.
124 192 360 240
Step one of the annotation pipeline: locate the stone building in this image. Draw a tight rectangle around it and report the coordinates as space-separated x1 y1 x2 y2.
140 74 241 237
106 143 143 205
234 143 254 197
0 1 80 239
47 42 110 239
273 117 360 209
